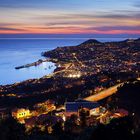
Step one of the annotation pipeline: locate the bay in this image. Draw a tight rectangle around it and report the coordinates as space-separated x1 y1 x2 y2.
0 38 127 85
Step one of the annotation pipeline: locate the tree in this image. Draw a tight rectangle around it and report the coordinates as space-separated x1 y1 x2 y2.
0 117 27 140
52 121 63 135
79 108 89 128
89 116 136 140
65 114 78 133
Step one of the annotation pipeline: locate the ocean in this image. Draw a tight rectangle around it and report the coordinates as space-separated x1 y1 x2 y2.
0 38 128 85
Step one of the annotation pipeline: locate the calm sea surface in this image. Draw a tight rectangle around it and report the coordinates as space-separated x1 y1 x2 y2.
0 38 127 85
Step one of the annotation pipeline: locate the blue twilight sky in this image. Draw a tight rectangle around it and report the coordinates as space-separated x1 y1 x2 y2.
0 0 140 37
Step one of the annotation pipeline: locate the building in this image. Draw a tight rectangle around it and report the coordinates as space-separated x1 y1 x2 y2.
12 108 31 119
64 99 100 118
25 114 64 133
34 100 56 113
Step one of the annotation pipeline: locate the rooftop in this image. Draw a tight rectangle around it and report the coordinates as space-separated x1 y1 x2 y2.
65 100 100 112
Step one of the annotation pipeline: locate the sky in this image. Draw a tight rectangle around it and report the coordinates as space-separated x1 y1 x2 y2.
0 0 140 37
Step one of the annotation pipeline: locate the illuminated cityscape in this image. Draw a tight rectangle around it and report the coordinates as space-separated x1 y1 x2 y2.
0 0 140 140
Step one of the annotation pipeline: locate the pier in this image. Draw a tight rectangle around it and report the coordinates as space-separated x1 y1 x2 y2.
15 59 50 69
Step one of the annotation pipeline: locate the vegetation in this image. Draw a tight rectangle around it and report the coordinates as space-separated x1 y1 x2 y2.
0 115 140 140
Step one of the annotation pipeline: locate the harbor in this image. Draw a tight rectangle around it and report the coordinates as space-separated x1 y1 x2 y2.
15 58 52 69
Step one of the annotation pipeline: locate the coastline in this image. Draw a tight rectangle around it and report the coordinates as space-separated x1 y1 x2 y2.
0 38 89 85
1 37 140 87
0 38 140 109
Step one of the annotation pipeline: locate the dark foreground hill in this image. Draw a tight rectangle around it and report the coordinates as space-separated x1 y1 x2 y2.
107 80 140 117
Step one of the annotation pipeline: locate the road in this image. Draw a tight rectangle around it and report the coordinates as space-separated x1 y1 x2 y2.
84 83 122 102
45 63 81 78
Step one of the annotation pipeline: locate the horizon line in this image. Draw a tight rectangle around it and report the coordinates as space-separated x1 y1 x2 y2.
0 37 138 39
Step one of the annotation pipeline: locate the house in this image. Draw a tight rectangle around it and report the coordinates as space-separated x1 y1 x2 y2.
64 99 100 118
12 108 31 119
34 100 56 113
25 114 64 133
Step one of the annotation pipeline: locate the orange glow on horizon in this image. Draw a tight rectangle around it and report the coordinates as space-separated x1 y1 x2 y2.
0 28 140 35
